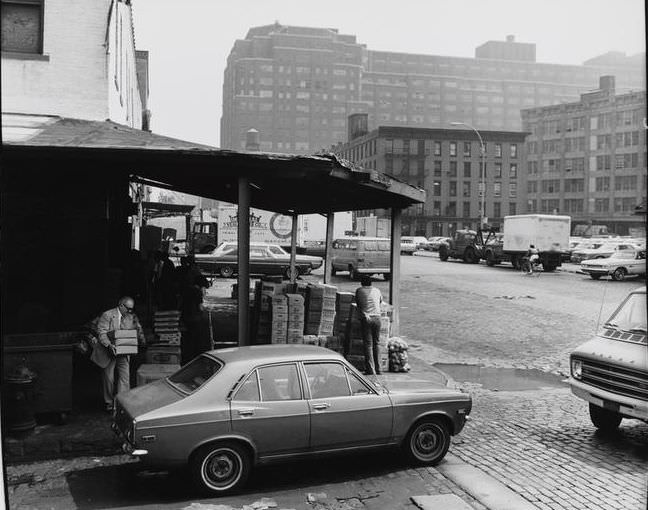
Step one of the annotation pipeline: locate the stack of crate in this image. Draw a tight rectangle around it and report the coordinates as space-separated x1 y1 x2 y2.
302 334 340 351
305 284 337 335
137 310 182 386
255 281 289 344
153 310 181 345
333 292 354 352
270 295 288 344
285 294 305 343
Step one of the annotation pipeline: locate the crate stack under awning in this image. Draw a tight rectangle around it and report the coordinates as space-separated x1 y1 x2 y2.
136 310 182 386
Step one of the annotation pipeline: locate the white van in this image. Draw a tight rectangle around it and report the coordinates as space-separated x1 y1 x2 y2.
331 237 391 280
569 286 647 431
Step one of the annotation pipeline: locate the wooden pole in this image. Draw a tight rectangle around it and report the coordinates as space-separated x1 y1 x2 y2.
237 178 250 346
389 208 402 336
323 213 334 284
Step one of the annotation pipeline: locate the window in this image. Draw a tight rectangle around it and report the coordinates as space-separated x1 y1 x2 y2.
528 161 538 175
1 0 43 54
449 181 457 197
258 364 302 401
594 198 609 213
168 356 222 394
346 368 371 395
434 141 442 156
493 202 501 218
495 143 502 157
449 142 457 157
463 202 471 218
463 142 471 157
542 180 560 193
540 199 560 213
462 181 471 197
509 164 517 178
463 162 471 177
305 362 350 399
510 144 518 158
234 372 260 401
509 183 517 198
434 161 442 176
494 182 501 197
564 179 584 193
509 202 517 215
527 181 538 193
494 163 502 178
449 161 457 177
615 175 637 192
446 201 457 216
596 155 611 171
433 181 441 196
595 177 610 192
564 199 584 213
614 197 637 212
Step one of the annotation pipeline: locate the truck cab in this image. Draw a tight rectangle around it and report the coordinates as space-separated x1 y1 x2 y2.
191 221 218 254
569 287 647 431
438 229 483 264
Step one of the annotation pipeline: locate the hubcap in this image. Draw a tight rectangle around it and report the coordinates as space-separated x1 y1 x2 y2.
416 428 438 454
203 449 241 489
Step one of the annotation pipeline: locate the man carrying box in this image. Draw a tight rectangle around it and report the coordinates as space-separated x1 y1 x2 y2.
94 296 145 412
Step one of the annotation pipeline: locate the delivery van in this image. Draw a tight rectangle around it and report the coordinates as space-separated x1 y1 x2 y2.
331 237 391 280
569 286 647 431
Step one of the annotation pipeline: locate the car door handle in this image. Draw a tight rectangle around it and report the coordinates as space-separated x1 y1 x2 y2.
238 409 255 416
312 403 330 410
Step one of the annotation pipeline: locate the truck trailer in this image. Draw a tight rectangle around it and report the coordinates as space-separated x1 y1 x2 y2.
481 214 571 271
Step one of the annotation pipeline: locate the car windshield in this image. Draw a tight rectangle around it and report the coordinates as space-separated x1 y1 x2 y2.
168 355 223 393
267 245 286 255
605 292 647 333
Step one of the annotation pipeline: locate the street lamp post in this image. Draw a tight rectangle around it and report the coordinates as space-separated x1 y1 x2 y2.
451 121 485 228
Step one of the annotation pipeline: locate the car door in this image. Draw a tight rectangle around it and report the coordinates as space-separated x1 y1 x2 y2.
230 363 310 457
303 361 392 451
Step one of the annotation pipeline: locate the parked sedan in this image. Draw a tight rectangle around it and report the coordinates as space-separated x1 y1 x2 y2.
113 345 472 495
580 250 646 281
196 243 323 278
570 242 637 264
400 237 418 255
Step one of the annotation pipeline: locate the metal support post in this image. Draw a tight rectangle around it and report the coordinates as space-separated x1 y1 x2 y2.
289 213 298 284
323 212 335 284
389 208 402 337
237 178 250 346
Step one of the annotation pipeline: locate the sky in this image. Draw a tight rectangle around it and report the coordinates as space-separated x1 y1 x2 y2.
132 0 646 148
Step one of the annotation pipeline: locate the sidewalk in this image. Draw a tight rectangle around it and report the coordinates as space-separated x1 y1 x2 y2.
3 353 446 465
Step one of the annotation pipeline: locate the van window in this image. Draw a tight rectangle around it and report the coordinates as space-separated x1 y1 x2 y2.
363 241 378 251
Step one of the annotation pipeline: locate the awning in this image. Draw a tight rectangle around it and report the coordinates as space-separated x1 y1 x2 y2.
2 114 425 214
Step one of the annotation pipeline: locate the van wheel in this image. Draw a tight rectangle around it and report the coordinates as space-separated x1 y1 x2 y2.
589 403 622 431
611 268 627 281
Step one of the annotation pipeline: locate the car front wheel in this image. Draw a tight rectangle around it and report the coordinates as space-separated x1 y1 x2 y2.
403 417 451 466
611 268 627 281
191 442 251 495
589 403 622 431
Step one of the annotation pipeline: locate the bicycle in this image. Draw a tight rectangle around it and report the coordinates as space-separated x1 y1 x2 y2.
519 256 542 276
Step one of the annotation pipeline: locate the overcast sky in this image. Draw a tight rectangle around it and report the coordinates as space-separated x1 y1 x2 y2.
133 0 646 147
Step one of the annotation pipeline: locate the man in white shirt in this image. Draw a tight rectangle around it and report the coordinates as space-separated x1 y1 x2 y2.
355 275 383 375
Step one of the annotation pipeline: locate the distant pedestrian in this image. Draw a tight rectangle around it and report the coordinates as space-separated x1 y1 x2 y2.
355 275 383 375
93 296 145 412
152 250 177 310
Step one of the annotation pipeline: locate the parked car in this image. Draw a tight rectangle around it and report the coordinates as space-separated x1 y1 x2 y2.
580 250 646 281
331 237 391 280
570 242 638 264
113 345 472 495
403 236 430 251
298 240 326 258
195 243 322 278
400 237 417 255
569 286 647 431
428 237 451 252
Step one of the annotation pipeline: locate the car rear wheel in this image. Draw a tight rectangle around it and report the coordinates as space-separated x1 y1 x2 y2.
219 266 234 278
403 417 450 466
589 273 602 280
486 251 496 267
589 403 622 431
191 442 251 495
611 268 627 281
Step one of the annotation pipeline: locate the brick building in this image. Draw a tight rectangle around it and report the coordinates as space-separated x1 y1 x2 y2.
221 24 645 154
332 118 528 236
1 0 147 128
521 76 647 235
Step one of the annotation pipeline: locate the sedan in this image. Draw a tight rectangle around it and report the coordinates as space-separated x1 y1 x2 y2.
571 242 637 264
580 250 646 281
196 243 322 278
113 345 472 495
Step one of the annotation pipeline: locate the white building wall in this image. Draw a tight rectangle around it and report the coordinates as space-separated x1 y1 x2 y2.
2 0 142 128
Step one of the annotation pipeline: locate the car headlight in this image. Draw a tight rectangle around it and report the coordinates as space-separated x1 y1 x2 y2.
571 359 582 380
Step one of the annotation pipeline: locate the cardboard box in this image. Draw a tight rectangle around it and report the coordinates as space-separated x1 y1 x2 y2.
115 344 138 355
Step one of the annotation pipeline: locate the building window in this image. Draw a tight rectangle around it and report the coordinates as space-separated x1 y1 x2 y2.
446 202 457 216
542 180 560 193
494 143 502 158
564 178 584 193
540 199 560 214
434 141 442 156
434 161 442 176
527 199 537 213
1 0 43 53
528 161 538 175
509 164 517 178
527 181 538 194
614 197 637 212
449 142 457 157
564 199 584 213
462 202 471 218
462 181 471 197
594 198 609 213
494 182 501 197
615 175 637 192
494 163 502 178
449 181 457 197
596 155 611 171
432 181 441 196
463 162 471 177
493 202 501 218
595 177 610 192
463 142 471 157
509 202 517 215
510 144 517 158
449 161 457 177
509 183 517 198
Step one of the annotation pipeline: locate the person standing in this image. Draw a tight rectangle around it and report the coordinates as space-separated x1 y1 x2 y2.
93 296 145 412
355 275 383 375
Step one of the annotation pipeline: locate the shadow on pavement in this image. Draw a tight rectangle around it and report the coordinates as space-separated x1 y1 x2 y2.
66 449 410 509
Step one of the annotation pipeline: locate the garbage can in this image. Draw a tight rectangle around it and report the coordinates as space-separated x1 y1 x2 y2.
3 362 38 434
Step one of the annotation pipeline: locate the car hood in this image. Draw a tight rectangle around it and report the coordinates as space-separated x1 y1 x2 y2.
116 379 184 419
